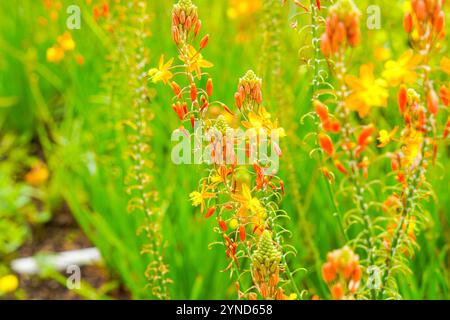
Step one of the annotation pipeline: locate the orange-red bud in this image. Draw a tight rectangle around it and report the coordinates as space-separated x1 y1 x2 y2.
321 262 336 283
320 33 331 56
205 207 216 218
239 225 246 241
434 10 445 34
219 220 227 231
403 12 413 33
194 20 201 36
206 78 213 97
190 83 197 102
427 89 439 115
170 81 181 97
331 283 344 300
200 34 209 49
439 85 449 106
319 134 334 156
398 85 408 114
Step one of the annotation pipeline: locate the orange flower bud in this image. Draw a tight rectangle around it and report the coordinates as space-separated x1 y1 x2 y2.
323 120 340 133
194 20 201 36
403 12 413 33
390 156 400 171
234 92 242 109
314 100 329 122
358 125 374 146
200 34 209 49
205 206 216 218
185 16 192 31
239 225 246 241
172 13 179 27
334 160 348 175
248 292 257 300
206 78 213 97
190 114 195 128
443 118 450 139
321 262 336 283
335 22 346 43
331 283 344 300
343 264 353 280
320 33 331 56
415 0 427 21
219 219 227 231
352 265 362 282
172 26 180 44
170 81 181 97
190 83 197 102
255 88 263 104
434 10 445 34
439 85 449 106
259 283 268 299
398 85 408 114
319 133 334 156
276 288 284 300
427 89 439 115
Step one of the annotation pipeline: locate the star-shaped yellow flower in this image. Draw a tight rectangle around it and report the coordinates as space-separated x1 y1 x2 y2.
377 127 398 148
148 55 174 84
345 63 388 118
231 184 266 218
179 45 213 79
382 50 422 87
189 181 216 212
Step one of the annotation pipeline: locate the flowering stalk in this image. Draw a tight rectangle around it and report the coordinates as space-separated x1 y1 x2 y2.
311 0 448 300
150 0 302 300
378 0 448 298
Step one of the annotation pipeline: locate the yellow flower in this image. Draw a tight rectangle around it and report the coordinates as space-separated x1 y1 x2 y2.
231 184 266 218
441 57 450 75
148 55 174 84
0 274 19 294
401 129 423 167
242 107 273 134
227 0 262 19
57 32 75 51
382 50 422 87
377 127 398 147
179 45 213 79
374 47 391 61
229 218 239 229
345 64 388 117
46 45 64 63
189 181 215 212
25 161 49 186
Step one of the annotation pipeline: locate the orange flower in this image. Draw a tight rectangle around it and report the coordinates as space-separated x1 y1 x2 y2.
439 84 450 106
318 133 334 156
25 162 49 186
46 45 64 63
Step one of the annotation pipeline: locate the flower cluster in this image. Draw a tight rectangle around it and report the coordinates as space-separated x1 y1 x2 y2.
320 0 360 57
310 0 449 299
151 0 300 300
321 246 361 300
403 0 445 47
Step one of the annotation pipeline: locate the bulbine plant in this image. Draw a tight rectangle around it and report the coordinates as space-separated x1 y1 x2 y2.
301 0 448 299
149 0 303 300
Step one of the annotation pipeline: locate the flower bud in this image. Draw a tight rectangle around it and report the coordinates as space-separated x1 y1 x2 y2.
200 34 209 49
427 88 439 115
403 12 413 33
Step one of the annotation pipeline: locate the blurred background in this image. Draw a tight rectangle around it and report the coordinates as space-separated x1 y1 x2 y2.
0 0 448 299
